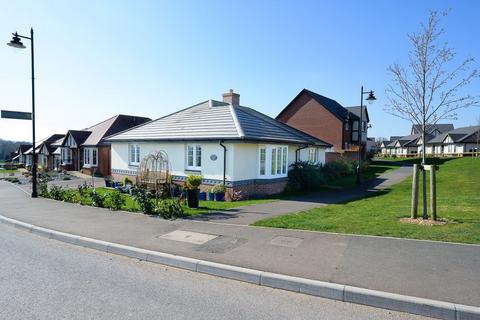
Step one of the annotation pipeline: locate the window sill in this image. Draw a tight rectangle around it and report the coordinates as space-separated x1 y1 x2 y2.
186 168 202 173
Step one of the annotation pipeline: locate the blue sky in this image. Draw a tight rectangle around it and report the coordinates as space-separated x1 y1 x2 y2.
1 0 479 142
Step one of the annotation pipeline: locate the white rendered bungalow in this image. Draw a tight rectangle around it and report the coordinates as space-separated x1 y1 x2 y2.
426 126 480 156
107 91 332 199
386 134 421 157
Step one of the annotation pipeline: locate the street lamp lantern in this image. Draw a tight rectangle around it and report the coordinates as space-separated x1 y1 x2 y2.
366 91 376 103
7 32 26 49
6 28 37 198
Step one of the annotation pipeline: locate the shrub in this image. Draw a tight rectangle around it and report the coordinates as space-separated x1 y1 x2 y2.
90 189 106 208
38 179 49 197
156 198 184 219
185 175 202 190
62 189 80 203
132 187 155 215
287 161 325 192
105 190 125 211
210 184 226 194
49 186 65 201
77 182 91 197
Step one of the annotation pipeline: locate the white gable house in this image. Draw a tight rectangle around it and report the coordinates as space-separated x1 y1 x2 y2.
107 91 332 199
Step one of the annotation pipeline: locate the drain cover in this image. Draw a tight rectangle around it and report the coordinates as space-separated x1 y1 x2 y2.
269 236 303 248
159 230 218 245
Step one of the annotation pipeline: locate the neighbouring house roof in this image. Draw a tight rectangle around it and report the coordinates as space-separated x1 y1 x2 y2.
38 134 65 154
107 100 332 147
60 115 151 147
82 114 151 146
61 130 92 147
17 144 32 154
25 134 64 155
411 124 454 136
427 126 480 144
345 106 370 122
387 134 422 148
276 89 362 122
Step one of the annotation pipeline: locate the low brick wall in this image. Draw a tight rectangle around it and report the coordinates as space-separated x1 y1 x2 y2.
111 172 287 201
229 180 287 200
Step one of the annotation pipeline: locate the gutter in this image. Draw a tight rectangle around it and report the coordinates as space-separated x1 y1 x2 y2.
219 140 227 185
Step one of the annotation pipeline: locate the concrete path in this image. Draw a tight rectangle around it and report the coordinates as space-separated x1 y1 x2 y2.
189 166 413 225
0 181 478 307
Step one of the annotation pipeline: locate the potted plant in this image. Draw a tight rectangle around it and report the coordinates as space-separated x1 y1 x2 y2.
185 175 202 208
104 175 113 187
210 184 226 201
207 190 215 201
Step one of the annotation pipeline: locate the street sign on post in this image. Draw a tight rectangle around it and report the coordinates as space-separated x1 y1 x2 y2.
1 110 32 120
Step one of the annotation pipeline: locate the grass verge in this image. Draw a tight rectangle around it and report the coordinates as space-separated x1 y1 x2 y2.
253 157 480 244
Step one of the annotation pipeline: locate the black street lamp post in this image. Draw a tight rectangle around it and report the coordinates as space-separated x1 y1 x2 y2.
7 29 37 198
356 86 376 184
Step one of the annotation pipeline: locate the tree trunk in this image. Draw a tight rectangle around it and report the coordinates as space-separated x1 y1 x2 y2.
411 164 419 219
421 125 428 219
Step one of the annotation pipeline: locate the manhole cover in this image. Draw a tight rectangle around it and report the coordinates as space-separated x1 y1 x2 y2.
269 236 303 248
159 230 218 245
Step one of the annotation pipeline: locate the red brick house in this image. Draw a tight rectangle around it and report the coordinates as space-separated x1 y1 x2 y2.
276 89 369 160
59 115 151 177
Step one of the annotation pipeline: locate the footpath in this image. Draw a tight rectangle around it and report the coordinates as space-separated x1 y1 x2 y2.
1 175 479 318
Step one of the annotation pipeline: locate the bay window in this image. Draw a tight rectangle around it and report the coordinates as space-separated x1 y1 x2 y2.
187 144 202 170
83 147 98 167
129 144 140 165
259 145 288 178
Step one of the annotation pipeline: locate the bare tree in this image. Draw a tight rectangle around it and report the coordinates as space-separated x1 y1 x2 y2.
385 11 479 219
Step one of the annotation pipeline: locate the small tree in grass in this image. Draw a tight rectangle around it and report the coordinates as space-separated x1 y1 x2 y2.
385 11 480 219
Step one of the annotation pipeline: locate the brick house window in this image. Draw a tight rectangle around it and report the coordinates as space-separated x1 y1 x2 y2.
84 147 98 167
61 148 72 164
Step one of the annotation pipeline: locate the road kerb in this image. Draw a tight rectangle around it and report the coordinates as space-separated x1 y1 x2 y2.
1 214 479 320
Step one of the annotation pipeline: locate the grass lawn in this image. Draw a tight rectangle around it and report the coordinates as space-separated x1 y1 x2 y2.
0 168 18 174
93 187 276 216
254 157 480 244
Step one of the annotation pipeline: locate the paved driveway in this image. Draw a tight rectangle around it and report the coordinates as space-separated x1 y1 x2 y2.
189 166 413 225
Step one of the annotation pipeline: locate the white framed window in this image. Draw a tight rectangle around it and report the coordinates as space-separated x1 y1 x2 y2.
259 147 266 176
308 148 318 163
259 145 288 178
61 148 72 164
186 144 202 170
83 147 98 167
129 144 140 165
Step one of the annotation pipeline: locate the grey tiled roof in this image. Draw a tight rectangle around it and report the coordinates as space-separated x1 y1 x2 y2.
107 100 331 146
386 134 421 148
427 126 480 144
411 124 454 135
